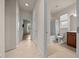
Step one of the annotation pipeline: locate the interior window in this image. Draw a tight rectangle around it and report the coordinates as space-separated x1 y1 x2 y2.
60 14 69 28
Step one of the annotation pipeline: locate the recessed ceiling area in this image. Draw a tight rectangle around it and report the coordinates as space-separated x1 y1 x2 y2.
48 0 76 14
19 0 37 12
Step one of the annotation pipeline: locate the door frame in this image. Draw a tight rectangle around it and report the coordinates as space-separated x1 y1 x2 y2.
45 0 79 58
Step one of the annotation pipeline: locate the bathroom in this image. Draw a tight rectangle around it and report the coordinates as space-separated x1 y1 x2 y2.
48 0 76 57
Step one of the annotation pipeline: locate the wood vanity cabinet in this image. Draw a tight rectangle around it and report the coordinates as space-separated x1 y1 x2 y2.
67 32 76 48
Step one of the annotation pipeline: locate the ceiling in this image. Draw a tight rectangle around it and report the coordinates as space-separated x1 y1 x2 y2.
19 0 76 13
19 0 37 12
48 0 76 14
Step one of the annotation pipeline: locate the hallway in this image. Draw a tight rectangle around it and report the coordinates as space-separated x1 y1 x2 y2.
5 35 42 58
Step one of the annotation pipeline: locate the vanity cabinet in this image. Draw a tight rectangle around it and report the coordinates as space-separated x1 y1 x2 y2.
67 32 76 48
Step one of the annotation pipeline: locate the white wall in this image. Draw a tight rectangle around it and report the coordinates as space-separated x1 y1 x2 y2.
5 0 19 51
16 0 20 46
19 18 23 41
77 0 79 57
32 0 46 57
20 10 32 21
0 0 5 57
47 0 53 43
50 20 56 35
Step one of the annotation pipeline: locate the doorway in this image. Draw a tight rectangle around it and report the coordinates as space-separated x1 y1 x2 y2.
23 20 31 40
47 0 77 58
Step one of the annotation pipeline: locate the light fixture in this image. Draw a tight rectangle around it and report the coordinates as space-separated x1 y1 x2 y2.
25 3 29 7
74 14 77 17
73 13 77 17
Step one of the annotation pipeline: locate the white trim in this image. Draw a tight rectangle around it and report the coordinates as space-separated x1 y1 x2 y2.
44 0 48 57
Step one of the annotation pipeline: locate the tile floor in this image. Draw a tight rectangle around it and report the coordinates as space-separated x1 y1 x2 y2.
5 35 76 58
5 35 42 58
48 42 76 58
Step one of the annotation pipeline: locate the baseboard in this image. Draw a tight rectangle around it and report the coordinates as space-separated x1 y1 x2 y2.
5 47 16 52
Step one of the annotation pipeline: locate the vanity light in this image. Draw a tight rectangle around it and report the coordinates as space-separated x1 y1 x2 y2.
72 13 77 17
25 3 29 7
73 14 77 17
